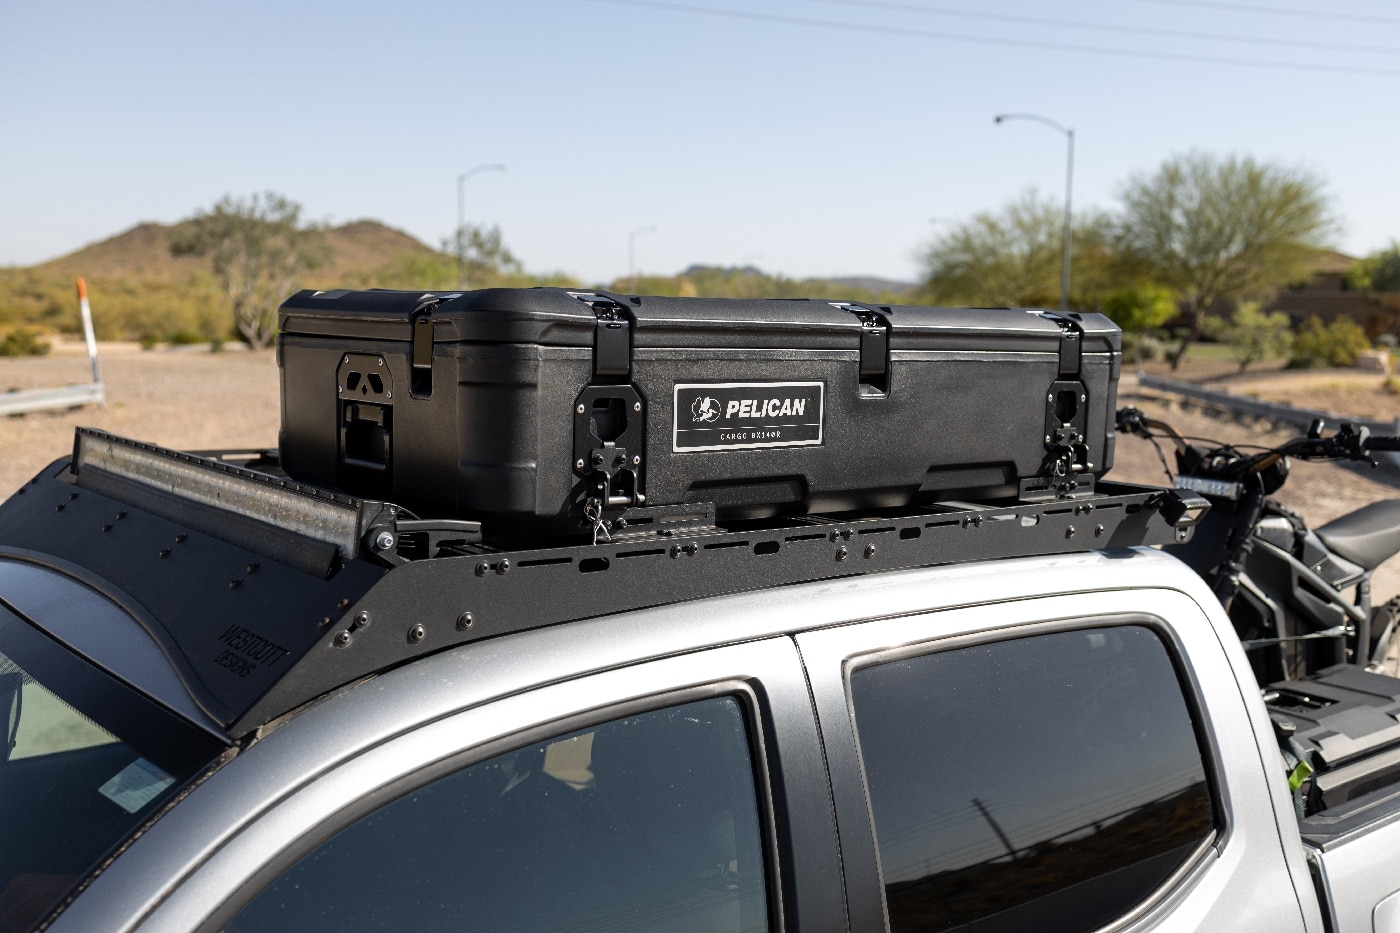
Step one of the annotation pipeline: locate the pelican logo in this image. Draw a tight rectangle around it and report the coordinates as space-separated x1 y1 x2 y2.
674 382 824 452
692 395 721 423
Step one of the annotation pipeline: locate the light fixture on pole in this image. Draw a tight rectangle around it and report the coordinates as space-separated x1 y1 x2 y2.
627 226 657 292
457 163 506 288
993 113 1075 313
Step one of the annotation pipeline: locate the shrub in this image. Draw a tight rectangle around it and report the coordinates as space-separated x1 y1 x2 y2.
1215 302 1293 373
0 325 52 357
1287 315 1371 369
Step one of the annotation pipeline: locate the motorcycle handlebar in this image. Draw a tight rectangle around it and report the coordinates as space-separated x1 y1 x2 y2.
1365 436 1400 452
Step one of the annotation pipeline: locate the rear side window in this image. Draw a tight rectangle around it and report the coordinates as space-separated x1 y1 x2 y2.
225 695 770 933
850 624 1215 933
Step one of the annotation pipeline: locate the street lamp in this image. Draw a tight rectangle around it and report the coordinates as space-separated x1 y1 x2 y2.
457 163 506 288
627 226 657 292
994 113 1075 313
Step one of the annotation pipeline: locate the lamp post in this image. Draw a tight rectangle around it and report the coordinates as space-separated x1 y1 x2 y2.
627 226 657 292
994 113 1074 313
457 163 506 288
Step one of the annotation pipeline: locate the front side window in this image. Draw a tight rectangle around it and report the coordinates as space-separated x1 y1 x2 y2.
225 695 770 933
850 624 1216 933
0 609 226 933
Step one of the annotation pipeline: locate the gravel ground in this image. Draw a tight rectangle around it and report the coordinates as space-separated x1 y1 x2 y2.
0 343 279 497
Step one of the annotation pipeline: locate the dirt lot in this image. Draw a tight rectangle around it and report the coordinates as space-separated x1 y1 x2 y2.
1 343 280 498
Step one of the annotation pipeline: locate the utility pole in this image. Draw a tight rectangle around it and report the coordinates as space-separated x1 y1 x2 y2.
456 164 506 288
994 113 1075 313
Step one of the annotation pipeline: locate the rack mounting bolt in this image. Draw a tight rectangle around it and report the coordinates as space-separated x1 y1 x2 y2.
633 402 642 412
1065 526 1076 539
865 545 877 559
1094 524 1105 537
577 404 586 414
375 531 396 551
632 455 641 465
576 459 585 470
334 631 352 648
352 611 370 630
407 624 426 644
496 559 511 575
836 546 849 561
476 561 490 577
456 612 474 631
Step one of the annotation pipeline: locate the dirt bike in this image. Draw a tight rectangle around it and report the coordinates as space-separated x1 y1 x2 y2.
1116 406 1400 684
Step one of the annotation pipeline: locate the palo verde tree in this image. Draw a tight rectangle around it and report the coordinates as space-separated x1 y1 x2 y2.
171 192 329 349
1114 152 1335 369
920 190 1116 309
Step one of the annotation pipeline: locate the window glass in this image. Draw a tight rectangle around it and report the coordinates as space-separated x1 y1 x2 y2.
225 695 770 933
850 625 1215 933
0 613 226 933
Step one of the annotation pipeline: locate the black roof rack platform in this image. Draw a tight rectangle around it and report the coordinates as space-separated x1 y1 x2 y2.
0 429 1203 738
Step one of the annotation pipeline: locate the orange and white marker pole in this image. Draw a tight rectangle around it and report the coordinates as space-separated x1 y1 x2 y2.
76 277 102 387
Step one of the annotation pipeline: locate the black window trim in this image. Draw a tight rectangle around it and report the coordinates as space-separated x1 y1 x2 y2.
841 612 1230 933
199 677 787 933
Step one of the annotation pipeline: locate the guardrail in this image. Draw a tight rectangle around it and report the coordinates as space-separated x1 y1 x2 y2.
0 383 105 417
1136 373 1400 468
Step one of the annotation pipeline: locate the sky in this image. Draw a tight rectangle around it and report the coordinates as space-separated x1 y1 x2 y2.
3 0 1399 286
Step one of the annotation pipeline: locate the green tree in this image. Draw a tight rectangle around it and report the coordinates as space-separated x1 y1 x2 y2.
1100 284 1177 365
170 192 329 349
920 190 1115 309
1347 243 1400 293
1213 302 1293 373
454 223 522 288
1115 151 1335 369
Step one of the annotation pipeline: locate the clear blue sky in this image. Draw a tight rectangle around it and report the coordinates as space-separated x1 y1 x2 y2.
3 1 1398 285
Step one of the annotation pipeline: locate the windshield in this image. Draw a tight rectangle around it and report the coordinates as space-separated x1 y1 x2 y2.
0 605 227 932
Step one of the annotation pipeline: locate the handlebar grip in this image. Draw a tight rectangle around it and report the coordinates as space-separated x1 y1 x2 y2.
1366 436 1400 452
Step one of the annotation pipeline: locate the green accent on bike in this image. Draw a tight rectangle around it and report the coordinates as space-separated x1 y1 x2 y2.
1288 758 1314 793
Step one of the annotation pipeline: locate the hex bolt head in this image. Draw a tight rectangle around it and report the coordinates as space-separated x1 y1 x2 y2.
407 624 426 644
352 611 370 630
591 451 605 465
375 531 396 551
633 402 642 412
334 631 352 648
835 546 849 561
456 611 474 631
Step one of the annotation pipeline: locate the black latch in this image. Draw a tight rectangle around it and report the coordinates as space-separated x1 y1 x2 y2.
409 293 453 399
1036 311 1093 496
567 291 633 380
833 303 891 395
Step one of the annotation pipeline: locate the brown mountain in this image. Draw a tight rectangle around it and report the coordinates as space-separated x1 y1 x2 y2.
34 219 439 283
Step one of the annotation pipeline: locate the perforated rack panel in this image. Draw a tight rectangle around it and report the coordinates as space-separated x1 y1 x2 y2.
0 441 1191 738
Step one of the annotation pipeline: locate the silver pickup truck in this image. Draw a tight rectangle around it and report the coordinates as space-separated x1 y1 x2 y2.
1 428 1398 933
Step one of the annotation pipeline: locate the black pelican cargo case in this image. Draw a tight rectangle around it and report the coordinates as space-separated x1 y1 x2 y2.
277 287 1121 539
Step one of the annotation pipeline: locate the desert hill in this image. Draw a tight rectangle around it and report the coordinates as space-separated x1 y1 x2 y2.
34 219 439 283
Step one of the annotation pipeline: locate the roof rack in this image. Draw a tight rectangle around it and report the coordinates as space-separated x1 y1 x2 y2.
0 429 1204 738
